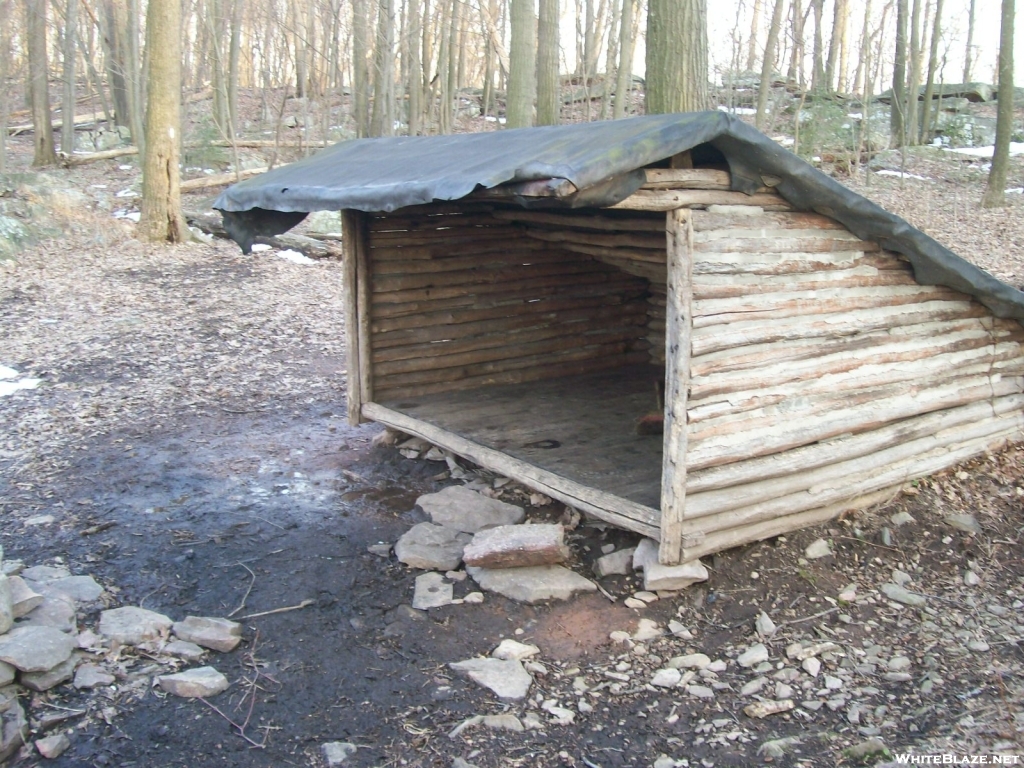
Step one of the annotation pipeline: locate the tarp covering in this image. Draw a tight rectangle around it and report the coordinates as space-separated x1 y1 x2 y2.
213 111 1024 320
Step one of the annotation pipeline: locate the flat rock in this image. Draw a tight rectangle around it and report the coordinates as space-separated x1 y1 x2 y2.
36 732 71 759
467 565 596 604
163 640 206 661
462 524 568 568
8 577 44 618
669 653 710 670
0 696 27 762
20 565 70 584
651 668 682 687
491 639 539 661
157 666 230 697
633 618 662 641
891 511 915 527
20 655 77 692
46 575 104 603
322 742 358 766
172 616 242 653
449 657 532 699
412 572 453 610
944 514 982 534
687 684 715 699
100 607 173 645
744 699 795 718
0 626 75 672
804 539 832 559
632 539 709 590
483 714 524 732
0 663 13 687
737 643 770 668
594 548 635 577
0 578 11 635
756 611 777 637
73 663 116 689
395 523 471 571
20 593 77 632
417 486 525 533
880 582 927 607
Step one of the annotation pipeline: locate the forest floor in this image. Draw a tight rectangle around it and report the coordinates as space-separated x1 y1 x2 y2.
1 113 1023 768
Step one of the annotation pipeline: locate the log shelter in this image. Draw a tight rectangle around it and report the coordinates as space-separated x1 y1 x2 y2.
215 112 1024 566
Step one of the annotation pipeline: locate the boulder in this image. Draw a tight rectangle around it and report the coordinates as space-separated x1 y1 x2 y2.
172 617 242 653
157 666 230 697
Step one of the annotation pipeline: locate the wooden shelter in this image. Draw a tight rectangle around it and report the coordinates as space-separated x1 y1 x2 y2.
215 113 1024 566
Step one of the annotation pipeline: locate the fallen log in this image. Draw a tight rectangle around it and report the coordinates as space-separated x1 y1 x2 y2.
180 167 267 191
184 209 342 260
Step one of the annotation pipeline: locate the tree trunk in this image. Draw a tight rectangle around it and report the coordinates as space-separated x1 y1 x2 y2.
0 0 10 173
407 0 422 134
905 0 923 145
584 0 596 80
891 0 908 146
228 0 242 128
962 0 975 83
506 0 536 128
125 0 144 150
61 0 79 155
436 0 451 132
352 0 370 137
810 0 824 90
646 0 709 113
447 0 460 123
786 0 804 86
836 0 850 92
613 0 635 118
756 0 785 130
370 0 395 136
824 0 844 90
746 0 763 71
536 0 559 125
852 0 871 96
27 0 57 166
919 0 943 143
138 0 187 242
982 0 1014 208
600 2 618 119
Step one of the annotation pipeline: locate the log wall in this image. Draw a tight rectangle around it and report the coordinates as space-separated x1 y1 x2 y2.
366 206 653 400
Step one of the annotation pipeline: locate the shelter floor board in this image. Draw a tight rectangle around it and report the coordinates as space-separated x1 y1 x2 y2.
379 364 665 508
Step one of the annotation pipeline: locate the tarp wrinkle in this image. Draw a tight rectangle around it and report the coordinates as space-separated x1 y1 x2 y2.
213 111 1024 321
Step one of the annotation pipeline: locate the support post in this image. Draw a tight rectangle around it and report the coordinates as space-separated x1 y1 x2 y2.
342 210 373 424
659 207 693 564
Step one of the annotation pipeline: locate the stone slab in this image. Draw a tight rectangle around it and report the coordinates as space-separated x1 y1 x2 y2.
20 655 77 692
462 524 568 569
395 523 471 571
46 575 104 603
36 733 71 759
0 577 11 635
99 607 173 645
594 548 635 577
157 666 229 697
19 594 77 633
172 617 242 653
0 696 27 762
0 663 13 688
491 639 539 661
449 657 532 699
417 486 525 533
164 640 206 661
73 663 116 689
467 565 596 604
20 565 70 584
8 577 43 618
412 572 453 610
0 626 75 672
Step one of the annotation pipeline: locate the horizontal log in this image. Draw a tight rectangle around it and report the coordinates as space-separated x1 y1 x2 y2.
362 402 661 535
694 235 879 254
372 268 635 304
61 146 139 166
374 350 650 400
549 241 668 266
180 167 267 191
691 300 987 356
372 258 611 293
491 209 664 232
693 286 965 328
693 225 862 244
375 337 648 388
370 242 557 272
587 254 667 282
691 210 845 232
370 212 505 232
643 168 732 189
374 325 646 376
683 422 1024 537
469 178 579 200
521 226 666 251
685 373 1023 470
372 282 649 321
687 394 1024 492
693 269 913 300
610 190 792 211
369 228 514 247
691 317 1007 377
374 303 647 354
692 252 901 277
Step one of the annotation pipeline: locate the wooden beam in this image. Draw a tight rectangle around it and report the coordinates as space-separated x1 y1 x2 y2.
354 213 374 418
362 402 661 537
610 189 792 212
342 211 365 425
659 208 692 565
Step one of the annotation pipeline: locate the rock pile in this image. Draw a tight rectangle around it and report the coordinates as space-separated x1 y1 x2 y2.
0 548 241 762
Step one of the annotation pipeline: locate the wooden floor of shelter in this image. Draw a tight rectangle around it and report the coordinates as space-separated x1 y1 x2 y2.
380 364 666 509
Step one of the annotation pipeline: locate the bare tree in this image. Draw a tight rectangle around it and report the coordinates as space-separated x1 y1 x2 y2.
919 0 944 142
905 0 923 144
27 0 57 166
0 0 10 173
962 0 975 83
506 0 536 128
646 0 709 113
982 0 1014 208
370 0 395 136
756 0 786 129
613 0 636 118
810 0 824 89
62 0 79 155
891 0 908 146
352 0 371 137
138 0 188 241
746 0 763 71
536 0 559 125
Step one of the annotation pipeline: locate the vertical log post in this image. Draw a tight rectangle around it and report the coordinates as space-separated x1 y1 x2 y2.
659 208 693 564
342 210 373 424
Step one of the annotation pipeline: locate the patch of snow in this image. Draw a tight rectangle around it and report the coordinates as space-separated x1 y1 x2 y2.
118 165 133 170
772 136 795 146
484 116 507 125
847 112 863 119
0 365 20 379
876 170 931 181
276 249 316 265
718 106 757 115
113 209 141 222
116 189 138 198
250 244 273 253
90 184 108 189
1007 188 1024 194
0 377 42 397
944 142 1024 158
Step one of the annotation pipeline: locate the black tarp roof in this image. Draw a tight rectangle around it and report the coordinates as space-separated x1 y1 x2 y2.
214 111 1024 320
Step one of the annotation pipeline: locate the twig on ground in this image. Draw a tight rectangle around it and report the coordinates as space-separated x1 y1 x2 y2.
228 563 257 618
777 606 841 627
197 696 267 748
235 599 315 620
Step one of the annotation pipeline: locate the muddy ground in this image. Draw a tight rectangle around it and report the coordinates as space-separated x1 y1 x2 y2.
1 126 1024 768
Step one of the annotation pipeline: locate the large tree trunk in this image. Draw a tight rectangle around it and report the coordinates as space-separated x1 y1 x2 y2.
536 0 559 125
756 0 786 130
506 0 536 128
370 0 395 136
982 0 1014 208
963 0 976 83
0 0 10 173
613 0 635 118
905 0 923 145
61 0 79 155
919 0 944 143
27 0 57 166
810 0 824 90
786 0 804 86
890 0 908 146
138 0 187 242
746 0 763 71
852 0 871 96
407 0 422 134
352 0 371 137
646 0 709 113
